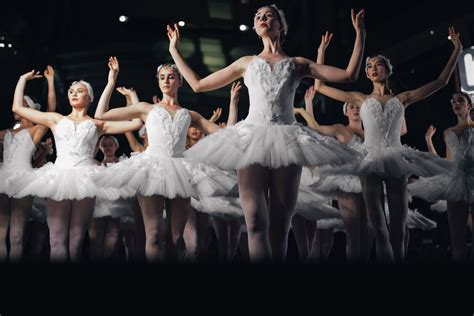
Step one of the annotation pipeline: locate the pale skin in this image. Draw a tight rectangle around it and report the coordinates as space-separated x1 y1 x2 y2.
166 6 366 262
11 66 142 263
0 66 56 262
116 86 148 153
114 86 147 262
293 33 373 263
88 136 122 262
313 26 462 263
442 93 474 262
94 57 222 262
185 82 242 262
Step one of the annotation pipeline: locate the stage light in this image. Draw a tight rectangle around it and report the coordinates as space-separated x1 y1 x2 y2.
0 43 5 48
239 24 249 31
119 15 129 23
448 35 452 40
178 21 186 27
429 30 434 35
7 43 12 48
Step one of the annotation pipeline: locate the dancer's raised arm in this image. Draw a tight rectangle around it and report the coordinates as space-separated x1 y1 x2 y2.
398 27 462 108
12 70 62 128
167 23 249 92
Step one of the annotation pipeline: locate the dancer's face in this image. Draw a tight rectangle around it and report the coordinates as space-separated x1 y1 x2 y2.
100 137 118 158
366 57 389 82
187 126 202 141
68 83 91 108
157 67 181 95
451 93 471 116
345 103 361 121
254 6 283 40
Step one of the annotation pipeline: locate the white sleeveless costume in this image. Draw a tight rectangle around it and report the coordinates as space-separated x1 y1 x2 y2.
15 118 124 201
0 129 37 198
95 106 237 199
356 97 451 178
184 56 359 169
409 128 474 203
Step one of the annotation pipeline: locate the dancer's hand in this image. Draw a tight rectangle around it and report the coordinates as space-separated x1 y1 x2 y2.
167 23 181 52
318 31 333 54
293 107 304 115
230 81 242 103
351 8 366 35
209 107 222 123
108 56 120 82
45 137 54 155
305 86 317 104
425 125 436 140
20 70 42 81
448 26 462 51
116 86 136 97
43 65 55 82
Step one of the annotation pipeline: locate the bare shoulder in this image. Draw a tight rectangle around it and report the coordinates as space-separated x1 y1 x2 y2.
443 127 454 138
49 112 65 124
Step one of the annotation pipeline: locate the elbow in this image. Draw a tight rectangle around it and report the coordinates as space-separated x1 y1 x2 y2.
94 113 104 120
192 85 202 93
12 104 20 113
347 71 359 82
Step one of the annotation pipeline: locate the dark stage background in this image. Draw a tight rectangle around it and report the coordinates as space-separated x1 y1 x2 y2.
1 0 473 157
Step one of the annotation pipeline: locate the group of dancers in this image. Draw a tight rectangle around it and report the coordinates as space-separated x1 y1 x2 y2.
0 4 470 263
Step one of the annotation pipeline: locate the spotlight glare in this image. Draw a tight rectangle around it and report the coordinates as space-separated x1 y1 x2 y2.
178 21 186 27
448 35 452 40
7 43 12 48
429 30 434 35
119 15 129 23
239 24 249 31
0 43 5 48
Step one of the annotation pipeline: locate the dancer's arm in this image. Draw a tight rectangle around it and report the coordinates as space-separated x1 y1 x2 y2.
94 57 151 121
443 129 453 160
299 9 366 83
30 66 58 144
399 27 462 108
425 125 438 156
12 70 62 128
208 107 222 123
167 23 249 92
189 111 221 134
227 81 241 126
117 87 146 153
311 31 366 107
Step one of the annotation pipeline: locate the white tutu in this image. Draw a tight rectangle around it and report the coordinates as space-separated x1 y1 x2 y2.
408 171 474 203
354 97 451 178
310 171 362 197
294 186 341 221
15 161 129 201
191 196 243 220
184 56 361 170
184 121 360 170
430 200 447 213
94 152 237 199
0 129 37 198
93 197 134 219
317 218 345 231
406 209 437 230
356 145 452 178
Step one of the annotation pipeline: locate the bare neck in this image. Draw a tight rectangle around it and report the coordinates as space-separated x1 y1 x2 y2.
371 81 391 96
260 36 285 56
160 93 180 108
68 107 89 119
